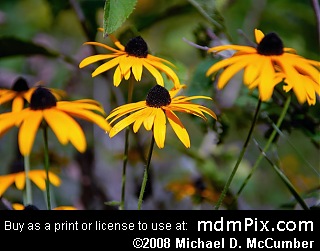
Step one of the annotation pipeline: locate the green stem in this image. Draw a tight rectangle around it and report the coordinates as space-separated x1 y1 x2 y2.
138 135 155 210
119 77 134 210
24 155 32 205
234 95 291 202
253 138 309 210
42 125 51 210
215 99 262 210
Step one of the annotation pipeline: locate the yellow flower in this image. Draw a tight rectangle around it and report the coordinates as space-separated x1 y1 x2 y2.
11 203 77 210
107 85 217 148
79 34 181 88
0 86 111 156
0 77 66 112
206 29 320 105
0 170 61 197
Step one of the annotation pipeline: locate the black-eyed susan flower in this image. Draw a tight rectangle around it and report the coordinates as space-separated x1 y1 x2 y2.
107 85 217 148
0 86 111 156
0 77 66 112
0 170 61 197
79 34 181 88
206 29 320 105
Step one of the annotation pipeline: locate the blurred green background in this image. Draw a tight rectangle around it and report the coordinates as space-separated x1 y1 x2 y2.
0 0 319 210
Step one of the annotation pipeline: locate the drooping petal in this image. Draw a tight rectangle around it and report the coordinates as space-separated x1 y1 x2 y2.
114 65 123 86
0 174 16 197
58 101 106 116
57 106 111 132
143 108 156 131
12 96 26 112
131 58 143 81
133 107 153 133
243 55 263 84
142 61 165 86
29 170 61 190
258 59 276 101
43 109 73 145
166 110 190 148
147 59 181 88
153 109 166 148
15 172 26 190
45 109 87 153
118 55 134 77
18 111 43 156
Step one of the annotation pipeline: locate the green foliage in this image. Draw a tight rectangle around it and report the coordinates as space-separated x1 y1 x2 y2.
103 0 138 35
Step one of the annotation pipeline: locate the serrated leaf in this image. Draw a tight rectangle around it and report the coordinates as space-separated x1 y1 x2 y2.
0 36 59 58
103 0 138 36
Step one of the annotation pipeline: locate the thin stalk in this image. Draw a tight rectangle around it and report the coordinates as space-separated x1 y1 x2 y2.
214 99 262 210
234 95 291 202
138 135 155 210
42 125 51 210
24 155 32 205
253 139 310 210
119 77 134 210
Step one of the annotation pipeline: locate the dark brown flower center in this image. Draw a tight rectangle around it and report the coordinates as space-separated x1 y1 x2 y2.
125 36 148 58
12 77 29 92
30 86 57 110
257 32 284 55
146 85 171 108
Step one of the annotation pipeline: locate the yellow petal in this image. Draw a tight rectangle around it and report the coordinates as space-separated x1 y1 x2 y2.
119 55 134 76
83 41 123 53
258 59 276 101
28 171 46 190
133 108 153 133
57 106 111 132
166 110 190 148
208 45 256 54
108 34 125 51
15 172 26 190
92 57 121 77
131 59 143 81
143 108 156 131
142 61 164 86
0 91 16 104
254 29 265 44
243 56 263 84
79 54 117 68
217 58 250 89
114 65 123 86
44 109 87 152
147 59 181 88
153 109 166 148
206 55 247 77
19 111 43 156
0 174 16 197
109 108 149 137
107 101 146 122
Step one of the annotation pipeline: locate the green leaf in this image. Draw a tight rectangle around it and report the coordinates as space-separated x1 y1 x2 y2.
103 0 138 36
0 36 59 58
